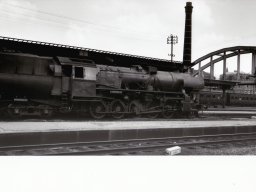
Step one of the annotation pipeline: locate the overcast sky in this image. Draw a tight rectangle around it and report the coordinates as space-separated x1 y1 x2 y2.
0 0 256 76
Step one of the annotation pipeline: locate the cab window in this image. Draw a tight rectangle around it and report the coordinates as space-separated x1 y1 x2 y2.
62 65 72 77
74 66 84 78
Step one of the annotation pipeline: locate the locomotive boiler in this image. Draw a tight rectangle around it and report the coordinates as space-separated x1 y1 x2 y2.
0 52 203 119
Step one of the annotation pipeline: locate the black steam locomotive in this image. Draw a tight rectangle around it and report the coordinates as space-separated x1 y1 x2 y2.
0 2 202 119
0 52 204 119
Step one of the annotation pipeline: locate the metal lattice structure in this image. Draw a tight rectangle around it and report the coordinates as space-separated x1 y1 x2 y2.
192 46 256 80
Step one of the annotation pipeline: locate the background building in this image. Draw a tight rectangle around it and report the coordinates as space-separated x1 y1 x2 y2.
219 71 256 94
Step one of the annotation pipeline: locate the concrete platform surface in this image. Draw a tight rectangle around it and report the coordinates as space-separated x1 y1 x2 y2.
1 119 256 133
207 107 256 111
200 111 256 115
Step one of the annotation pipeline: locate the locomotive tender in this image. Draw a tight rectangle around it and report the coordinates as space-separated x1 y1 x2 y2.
0 52 203 119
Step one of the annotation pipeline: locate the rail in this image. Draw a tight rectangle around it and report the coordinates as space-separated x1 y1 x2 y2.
1 132 256 155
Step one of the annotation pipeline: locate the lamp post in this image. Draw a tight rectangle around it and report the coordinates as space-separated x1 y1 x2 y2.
167 34 178 62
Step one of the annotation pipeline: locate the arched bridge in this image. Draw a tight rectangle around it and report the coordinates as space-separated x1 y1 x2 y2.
192 46 256 81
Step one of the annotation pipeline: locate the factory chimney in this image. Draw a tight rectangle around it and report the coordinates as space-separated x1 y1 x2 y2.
182 2 193 71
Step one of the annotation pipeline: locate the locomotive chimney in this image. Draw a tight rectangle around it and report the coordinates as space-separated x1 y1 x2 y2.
182 2 193 71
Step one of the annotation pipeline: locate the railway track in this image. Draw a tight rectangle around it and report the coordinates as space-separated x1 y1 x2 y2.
1 132 256 155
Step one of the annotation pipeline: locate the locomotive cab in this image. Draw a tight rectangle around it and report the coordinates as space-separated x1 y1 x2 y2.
56 57 97 99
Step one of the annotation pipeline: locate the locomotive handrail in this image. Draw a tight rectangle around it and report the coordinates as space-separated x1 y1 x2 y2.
96 87 185 95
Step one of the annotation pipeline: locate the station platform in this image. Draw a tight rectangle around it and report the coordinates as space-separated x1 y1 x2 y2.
1 119 256 146
200 107 256 117
1 119 256 134
206 107 256 111
200 110 256 116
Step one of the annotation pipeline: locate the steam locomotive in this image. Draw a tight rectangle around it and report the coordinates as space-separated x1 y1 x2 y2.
0 2 202 119
0 52 204 119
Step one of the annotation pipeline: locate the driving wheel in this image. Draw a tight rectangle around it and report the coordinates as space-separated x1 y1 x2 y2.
110 100 126 119
89 101 107 119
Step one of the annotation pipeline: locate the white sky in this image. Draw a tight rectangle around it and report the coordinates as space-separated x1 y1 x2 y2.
1 0 256 76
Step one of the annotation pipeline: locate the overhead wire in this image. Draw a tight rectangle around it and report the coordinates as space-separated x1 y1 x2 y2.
0 2 173 59
0 8 162 44
2 2 163 40
0 9 68 29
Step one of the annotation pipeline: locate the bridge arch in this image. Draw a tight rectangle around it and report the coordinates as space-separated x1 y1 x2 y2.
192 46 256 80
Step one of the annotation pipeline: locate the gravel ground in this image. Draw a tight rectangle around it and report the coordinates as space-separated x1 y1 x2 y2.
137 142 256 155
117 143 256 155
180 143 256 155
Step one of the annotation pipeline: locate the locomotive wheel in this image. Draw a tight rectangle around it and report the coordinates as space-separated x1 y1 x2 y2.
129 101 141 116
145 101 160 119
7 108 20 118
39 107 53 118
7 104 21 118
162 102 176 119
110 100 126 119
89 101 107 119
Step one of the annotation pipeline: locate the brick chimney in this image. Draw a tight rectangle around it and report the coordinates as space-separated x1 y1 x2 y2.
182 2 193 71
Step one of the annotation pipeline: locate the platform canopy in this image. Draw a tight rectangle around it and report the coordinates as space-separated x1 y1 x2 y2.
0 36 182 72
204 78 238 89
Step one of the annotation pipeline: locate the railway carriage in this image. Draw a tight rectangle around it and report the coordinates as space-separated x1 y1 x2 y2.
227 93 256 106
199 91 222 107
199 91 256 107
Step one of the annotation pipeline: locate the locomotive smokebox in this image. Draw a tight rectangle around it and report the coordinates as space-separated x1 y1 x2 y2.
183 2 193 71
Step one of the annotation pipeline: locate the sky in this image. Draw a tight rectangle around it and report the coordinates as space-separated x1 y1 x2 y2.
0 0 256 76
